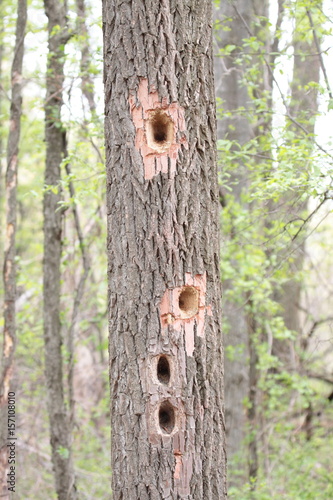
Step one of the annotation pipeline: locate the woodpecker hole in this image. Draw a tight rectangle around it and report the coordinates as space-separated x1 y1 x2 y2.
159 401 176 434
146 110 174 153
178 286 199 319
157 355 171 385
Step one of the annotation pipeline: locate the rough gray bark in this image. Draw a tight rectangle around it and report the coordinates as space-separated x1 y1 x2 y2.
103 0 226 498
0 0 26 495
43 1 77 498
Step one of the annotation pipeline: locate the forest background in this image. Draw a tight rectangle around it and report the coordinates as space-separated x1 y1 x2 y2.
1 0 333 498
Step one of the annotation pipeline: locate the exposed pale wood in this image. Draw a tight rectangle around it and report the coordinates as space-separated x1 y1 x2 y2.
103 0 226 497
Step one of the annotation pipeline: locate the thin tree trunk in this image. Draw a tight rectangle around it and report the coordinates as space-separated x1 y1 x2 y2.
67 0 100 434
247 297 258 486
43 1 77 498
0 0 26 496
66 0 98 431
103 0 227 498
63 137 90 432
0 2 4 257
76 0 96 116
76 0 102 170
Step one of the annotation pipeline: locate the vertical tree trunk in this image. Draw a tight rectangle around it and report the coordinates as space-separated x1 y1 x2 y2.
0 2 4 252
278 7 321 340
43 1 77 498
215 0 290 486
76 0 96 116
214 0 254 467
214 0 273 480
246 297 259 485
273 8 321 441
271 5 321 374
103 0 226 498
0 0 26 495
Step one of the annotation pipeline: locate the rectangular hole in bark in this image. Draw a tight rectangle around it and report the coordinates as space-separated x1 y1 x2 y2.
157 355 171 385
146 110 174 153
159 401 175 434
179 286 199 319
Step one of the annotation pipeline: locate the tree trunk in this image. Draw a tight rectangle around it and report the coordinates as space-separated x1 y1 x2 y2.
246 297 259 485
76 0 96 116
0 3 4 264
0 0 26 495
274 4 321 363
103 0 226 498
43 1 77 498
214 0 253 467
214 0 291 486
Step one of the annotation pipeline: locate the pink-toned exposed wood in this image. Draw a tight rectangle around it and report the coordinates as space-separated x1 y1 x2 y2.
104 0 226 497
129 78 187 180
160 273 212 355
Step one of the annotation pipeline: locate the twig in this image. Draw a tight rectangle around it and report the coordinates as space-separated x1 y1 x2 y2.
290 192 329 242
305 316 333 339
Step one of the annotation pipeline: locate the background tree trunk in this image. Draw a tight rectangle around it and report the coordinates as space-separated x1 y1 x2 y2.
214 0 253 467
103 0 226 498
272 7 321 441
214 0 272 480
0 0 26 495
277 7 321 346
76 0 96 117
0 2 4 264
43 1 77 498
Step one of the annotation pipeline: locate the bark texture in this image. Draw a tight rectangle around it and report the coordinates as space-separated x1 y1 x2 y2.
103 0 226 498
0 0 26 495
43 1 77 498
